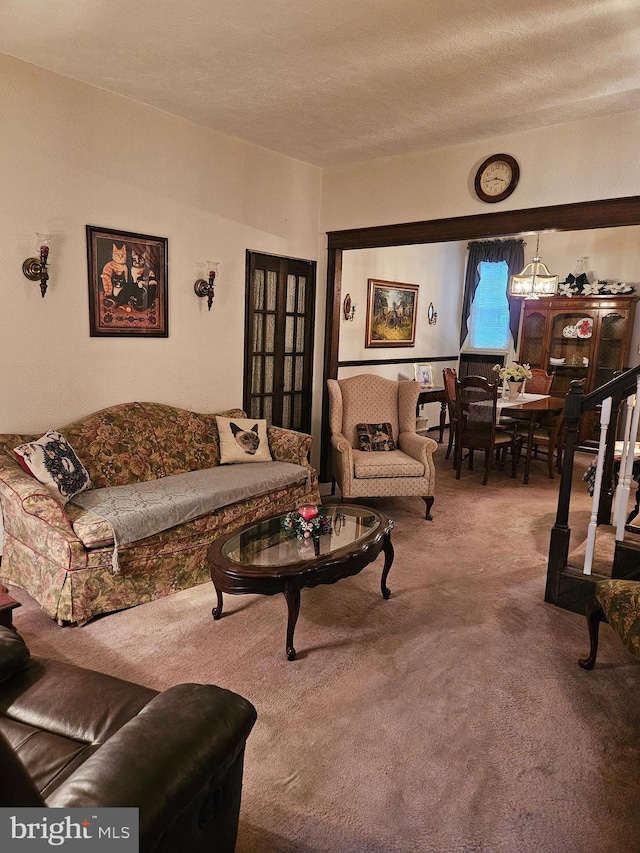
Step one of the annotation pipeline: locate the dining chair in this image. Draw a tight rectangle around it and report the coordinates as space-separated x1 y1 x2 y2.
454 376 521 485
525 369 555 394
514 409 565 479
442 367 457 463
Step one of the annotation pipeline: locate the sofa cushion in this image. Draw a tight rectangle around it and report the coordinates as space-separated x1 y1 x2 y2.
0 627 30 683
353 449 424 479
13 431 91 505
217 417 273 464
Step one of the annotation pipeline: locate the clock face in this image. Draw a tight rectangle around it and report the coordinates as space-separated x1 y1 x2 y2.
474 154 520 203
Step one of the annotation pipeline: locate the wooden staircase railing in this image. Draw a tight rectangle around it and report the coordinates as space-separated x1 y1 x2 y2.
545 364 640 612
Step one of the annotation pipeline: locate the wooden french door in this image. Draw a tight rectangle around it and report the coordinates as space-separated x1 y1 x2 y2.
244 251 316 433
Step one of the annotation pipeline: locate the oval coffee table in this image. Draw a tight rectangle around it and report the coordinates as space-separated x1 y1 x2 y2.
206 504 394 660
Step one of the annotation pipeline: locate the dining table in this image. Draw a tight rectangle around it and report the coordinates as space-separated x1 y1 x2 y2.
497 393 565 484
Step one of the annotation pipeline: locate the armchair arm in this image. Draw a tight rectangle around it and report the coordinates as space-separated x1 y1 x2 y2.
330 433 354 495
47 684 257 852
399 432 437 487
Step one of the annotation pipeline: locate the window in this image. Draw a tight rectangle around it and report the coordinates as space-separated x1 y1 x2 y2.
469 260 510 350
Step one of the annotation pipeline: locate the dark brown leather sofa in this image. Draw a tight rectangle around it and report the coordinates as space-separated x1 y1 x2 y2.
0 626 257 852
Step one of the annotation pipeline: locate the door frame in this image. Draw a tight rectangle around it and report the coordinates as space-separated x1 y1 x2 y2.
320 195 640 481
244 250 317 433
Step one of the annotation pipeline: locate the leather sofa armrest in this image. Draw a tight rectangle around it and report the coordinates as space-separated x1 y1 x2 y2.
47 684 257 852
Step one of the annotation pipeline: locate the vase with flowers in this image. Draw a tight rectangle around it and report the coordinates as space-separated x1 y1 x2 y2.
493 362 532 400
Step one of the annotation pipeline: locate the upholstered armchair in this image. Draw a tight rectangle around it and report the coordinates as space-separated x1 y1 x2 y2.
327 374 437 519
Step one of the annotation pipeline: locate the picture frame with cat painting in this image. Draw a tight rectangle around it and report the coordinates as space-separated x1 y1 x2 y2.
86 225 168 337
414 363 434 388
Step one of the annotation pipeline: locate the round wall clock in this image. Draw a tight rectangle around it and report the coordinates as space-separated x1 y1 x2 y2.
474 154 520 203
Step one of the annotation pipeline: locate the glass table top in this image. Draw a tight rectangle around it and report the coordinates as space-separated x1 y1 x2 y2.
221 505 381 568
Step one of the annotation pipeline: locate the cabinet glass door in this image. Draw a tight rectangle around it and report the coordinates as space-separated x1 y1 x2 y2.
595 311 626 388
520 312 545 368
549 311 592 395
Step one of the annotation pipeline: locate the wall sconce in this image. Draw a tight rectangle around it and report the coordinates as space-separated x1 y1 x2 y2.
428 302 438 325
194 262 219 311
343 293 356 321
22 233 53 298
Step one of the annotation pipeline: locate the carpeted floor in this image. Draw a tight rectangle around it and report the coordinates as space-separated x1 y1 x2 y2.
6 442 640 853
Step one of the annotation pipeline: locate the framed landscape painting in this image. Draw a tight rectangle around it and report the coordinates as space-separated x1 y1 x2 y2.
365 279 419 347
86 225 168 337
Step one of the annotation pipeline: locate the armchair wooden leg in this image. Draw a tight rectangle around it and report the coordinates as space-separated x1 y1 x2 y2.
423 496 434 521
331 478 336 496
579 598 606 670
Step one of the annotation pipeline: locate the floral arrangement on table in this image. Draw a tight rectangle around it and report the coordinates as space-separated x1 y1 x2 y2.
281 505 333 540
493 362 533 382
557 276 636 298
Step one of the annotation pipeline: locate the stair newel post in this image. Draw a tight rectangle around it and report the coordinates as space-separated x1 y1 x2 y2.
546 380 585 603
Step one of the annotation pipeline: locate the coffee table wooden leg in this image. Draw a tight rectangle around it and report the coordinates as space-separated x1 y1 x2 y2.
284 581 301 661
381 532 394 600
211 585 224 620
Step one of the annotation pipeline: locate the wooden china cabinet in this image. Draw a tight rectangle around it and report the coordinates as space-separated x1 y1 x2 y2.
518 295 639 447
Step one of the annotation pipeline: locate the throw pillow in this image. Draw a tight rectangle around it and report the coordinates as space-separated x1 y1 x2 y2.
13 430 91 505
356 422 396 452
216 417 273 464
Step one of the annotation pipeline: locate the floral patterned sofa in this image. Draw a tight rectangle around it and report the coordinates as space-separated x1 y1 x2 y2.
0 402 319 625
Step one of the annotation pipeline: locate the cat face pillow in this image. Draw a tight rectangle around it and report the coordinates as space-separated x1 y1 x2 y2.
216 416 273 464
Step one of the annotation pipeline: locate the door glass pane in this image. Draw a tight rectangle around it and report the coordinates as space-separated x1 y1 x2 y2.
284 356 293 392
253 314 263 351
249 397 262 419
266 271 277 311
295 356 304 391
285 316 294 353
298 277 306 309
266 315 275 351
263 397 273 423
252 357 262 394
296 317 305 352
286 275 297 312
282 395 291 430
253 270 265 310
264 356 274 393
293 394 302 429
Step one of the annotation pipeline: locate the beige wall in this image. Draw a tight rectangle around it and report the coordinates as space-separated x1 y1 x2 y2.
320 111 640 232
0 54 322 434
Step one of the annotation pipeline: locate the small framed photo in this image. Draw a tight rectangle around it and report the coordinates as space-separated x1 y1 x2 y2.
86 225 168 337
414 363 434 388
365 279 418 347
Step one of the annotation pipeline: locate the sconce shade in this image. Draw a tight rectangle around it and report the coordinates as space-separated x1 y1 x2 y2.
508 235 558 299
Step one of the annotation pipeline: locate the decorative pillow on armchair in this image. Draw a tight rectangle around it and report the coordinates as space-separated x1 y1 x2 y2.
216 417 273 464
14 430 91 504
356 422 396 452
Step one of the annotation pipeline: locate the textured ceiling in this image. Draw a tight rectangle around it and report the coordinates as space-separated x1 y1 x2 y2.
1 0 640 166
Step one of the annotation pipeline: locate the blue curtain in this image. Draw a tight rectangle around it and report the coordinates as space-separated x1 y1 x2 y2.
460 238 525 349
